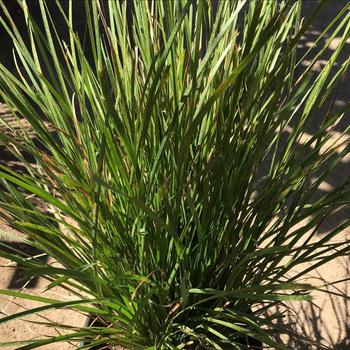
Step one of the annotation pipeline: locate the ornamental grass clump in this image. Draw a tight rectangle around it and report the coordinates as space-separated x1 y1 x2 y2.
0 0 350 348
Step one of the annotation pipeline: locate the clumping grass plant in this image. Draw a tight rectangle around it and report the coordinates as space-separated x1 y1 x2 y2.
0 0 350 348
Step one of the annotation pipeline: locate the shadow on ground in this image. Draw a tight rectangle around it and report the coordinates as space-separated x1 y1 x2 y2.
271 258 350 350
0 241 48 289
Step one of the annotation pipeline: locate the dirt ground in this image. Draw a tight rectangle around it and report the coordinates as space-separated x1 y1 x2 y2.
1 1 350 349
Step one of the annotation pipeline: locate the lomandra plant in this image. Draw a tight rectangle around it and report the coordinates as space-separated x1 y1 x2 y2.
0 0 350 348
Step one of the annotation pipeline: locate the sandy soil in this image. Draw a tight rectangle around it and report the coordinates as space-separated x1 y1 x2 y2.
0 224 84 349
1 1 350 349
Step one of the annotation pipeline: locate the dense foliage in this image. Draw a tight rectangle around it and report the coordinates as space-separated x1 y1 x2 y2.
0 0 350 348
